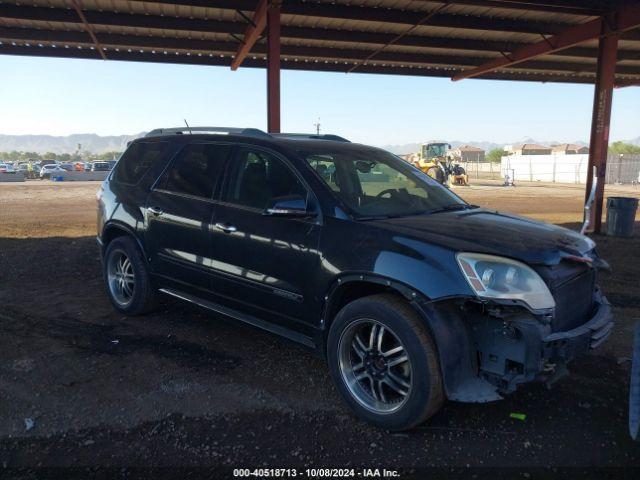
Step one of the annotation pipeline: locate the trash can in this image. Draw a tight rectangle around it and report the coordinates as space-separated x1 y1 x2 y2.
606 197 638 237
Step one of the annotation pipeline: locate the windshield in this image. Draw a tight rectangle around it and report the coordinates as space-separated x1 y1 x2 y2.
422 143 447 158
300 146 465 218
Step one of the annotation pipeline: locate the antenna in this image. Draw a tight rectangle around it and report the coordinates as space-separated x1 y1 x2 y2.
184 119 193 134
313 117 321 135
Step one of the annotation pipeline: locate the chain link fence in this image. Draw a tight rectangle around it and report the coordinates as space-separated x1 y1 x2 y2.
456 159 503 180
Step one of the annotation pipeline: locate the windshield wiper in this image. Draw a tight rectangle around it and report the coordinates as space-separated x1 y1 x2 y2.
356 214 392 221
426 204 479 215
356 204 478 220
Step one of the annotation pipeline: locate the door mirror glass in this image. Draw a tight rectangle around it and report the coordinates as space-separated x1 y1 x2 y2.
264 194 310 217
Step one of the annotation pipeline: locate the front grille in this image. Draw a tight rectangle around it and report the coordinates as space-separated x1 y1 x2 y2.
535 262 596 332
552 270 595 331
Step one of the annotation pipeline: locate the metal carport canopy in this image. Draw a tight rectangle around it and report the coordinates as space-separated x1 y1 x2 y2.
1 1 639 83
1 0 640 232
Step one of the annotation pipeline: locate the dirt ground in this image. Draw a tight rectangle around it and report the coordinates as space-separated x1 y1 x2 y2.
1 180 639 476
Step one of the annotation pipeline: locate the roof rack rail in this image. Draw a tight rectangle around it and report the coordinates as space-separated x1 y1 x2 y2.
271 133 350 143
145 127 271 139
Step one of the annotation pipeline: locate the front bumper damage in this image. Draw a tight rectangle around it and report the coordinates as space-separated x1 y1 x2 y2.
418 289 613 403
471 289 613 397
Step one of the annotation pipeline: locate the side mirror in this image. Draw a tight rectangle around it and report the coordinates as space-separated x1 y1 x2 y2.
355 160 373 173
263 195 312 217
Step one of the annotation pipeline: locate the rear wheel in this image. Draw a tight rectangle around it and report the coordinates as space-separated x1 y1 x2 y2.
104 236 157 315
327 294 444 430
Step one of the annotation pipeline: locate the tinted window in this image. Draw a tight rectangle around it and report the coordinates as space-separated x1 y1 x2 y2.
301 147 463 218
163 143 231 199
224 149 306 210
113 141 169 185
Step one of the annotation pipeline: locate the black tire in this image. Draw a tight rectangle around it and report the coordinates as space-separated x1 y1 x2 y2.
327 293 444 430
103 236 158 315
426 166 445 184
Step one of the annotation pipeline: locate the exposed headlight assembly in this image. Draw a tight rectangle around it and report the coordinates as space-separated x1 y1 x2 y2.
456 253 555 310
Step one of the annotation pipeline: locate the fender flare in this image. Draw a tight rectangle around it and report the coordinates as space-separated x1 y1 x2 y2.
321 273 419 326
101 221 149 264
413 300 502 402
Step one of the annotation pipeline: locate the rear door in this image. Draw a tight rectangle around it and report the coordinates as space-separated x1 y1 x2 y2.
145 142 232 290
208 146 322 335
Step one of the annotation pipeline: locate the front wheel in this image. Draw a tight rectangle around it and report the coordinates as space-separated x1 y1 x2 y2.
327 294 444 430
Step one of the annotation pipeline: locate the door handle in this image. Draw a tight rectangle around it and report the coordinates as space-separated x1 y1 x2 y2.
147 206 164 216
215 222 237 233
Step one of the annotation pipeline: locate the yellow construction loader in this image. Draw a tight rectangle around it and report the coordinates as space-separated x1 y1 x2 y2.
416 141 450 184
415 142 469 186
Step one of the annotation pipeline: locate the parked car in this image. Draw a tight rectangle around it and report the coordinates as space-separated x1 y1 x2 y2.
40 164 65 179
97 127 613 430
16 163 32 178
0 162 15 173
107 160 117 170
40 159 58 167
91 162 111 172
60 163 74 171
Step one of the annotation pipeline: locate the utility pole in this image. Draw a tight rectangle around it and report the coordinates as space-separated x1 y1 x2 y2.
314 118 321 135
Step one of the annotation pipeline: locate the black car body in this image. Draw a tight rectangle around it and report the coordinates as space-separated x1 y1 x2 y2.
97 127 613 429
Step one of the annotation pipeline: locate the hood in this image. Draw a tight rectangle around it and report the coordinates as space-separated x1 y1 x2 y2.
370 208 595 265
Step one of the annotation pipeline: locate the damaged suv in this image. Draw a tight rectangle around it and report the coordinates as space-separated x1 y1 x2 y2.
97 127 613 430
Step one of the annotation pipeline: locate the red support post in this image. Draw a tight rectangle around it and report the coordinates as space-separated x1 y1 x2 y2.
585 33 618 233
267 1 281 134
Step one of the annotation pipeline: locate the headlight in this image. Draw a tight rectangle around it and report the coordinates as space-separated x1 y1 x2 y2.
456 253 555 310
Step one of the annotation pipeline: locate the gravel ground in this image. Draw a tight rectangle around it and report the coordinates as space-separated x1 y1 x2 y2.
1 180 639 477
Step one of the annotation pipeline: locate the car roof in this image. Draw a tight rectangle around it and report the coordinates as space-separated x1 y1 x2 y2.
136 132 386 157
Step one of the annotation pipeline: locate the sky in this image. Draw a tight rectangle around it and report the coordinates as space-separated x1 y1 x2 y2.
1 54 639 147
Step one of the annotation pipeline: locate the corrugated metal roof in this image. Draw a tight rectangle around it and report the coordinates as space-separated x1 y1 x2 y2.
0 0 638 85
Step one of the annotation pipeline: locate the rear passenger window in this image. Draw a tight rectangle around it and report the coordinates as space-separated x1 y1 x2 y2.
113 141 168 185
162 143 231 199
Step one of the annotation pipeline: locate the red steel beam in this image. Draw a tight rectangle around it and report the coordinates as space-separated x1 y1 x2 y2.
452 3 640 82
267 1 281 133
70 0 106 60
231 0 269 71
585 34 619 234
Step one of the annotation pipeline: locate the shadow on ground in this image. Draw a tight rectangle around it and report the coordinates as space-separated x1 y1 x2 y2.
0 233 639 470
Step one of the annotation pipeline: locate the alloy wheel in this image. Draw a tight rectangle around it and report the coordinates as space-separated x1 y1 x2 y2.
338 319 412 414
107 250 135 307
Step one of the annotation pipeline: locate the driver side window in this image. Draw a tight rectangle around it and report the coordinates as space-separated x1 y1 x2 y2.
224 149 307 210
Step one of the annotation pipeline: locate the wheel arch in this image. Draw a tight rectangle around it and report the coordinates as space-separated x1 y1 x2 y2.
321 274 424 350
101 222 149 262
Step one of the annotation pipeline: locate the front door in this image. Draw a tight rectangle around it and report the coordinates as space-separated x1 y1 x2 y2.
145 142 232 290
209 146 322 336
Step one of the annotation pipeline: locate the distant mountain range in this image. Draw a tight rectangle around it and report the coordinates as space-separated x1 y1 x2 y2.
0 132 638 155
0 133 145 154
